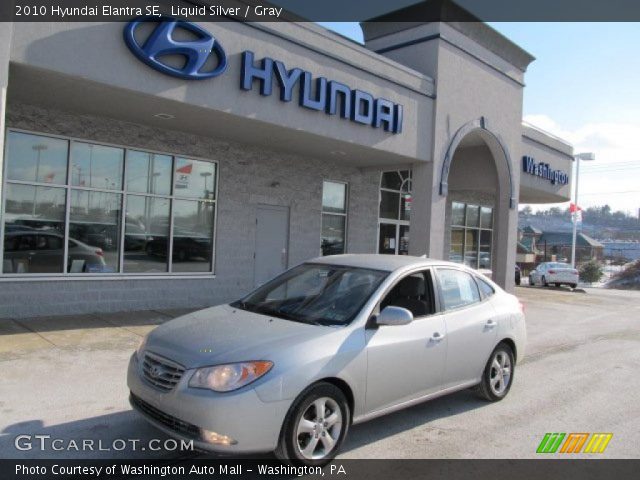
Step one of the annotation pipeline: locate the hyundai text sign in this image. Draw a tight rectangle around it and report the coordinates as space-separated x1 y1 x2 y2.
124 17 403 134
522 156 569 185
240 51 403 133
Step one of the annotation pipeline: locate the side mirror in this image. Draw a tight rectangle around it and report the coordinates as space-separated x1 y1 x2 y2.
376 306 414 326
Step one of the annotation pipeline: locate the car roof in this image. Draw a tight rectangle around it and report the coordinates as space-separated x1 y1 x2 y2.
307 254 461 272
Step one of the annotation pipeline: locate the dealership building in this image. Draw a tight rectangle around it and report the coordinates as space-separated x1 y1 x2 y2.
0 8 575 317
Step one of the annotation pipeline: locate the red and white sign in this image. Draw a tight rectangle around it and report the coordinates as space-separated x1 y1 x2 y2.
570 203 582 223
175 163 193 189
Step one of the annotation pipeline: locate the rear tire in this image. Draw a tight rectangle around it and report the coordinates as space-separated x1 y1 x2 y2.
275 382 350 467
474 343 515 402
529 275 535 286
570 283 577 289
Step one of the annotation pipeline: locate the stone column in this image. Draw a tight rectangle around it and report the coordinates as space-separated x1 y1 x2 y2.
0 22 13 212
408 160 447 259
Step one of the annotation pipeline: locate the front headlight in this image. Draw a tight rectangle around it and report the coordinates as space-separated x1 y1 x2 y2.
189 361 273 392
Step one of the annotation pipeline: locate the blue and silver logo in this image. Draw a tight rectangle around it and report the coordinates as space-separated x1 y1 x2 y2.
148 365 165 379
123 17 227 80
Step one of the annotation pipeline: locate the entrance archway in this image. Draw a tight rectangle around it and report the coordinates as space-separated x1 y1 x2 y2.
439 118 517 289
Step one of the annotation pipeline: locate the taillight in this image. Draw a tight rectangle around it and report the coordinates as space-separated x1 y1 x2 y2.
572 269 578 275
548 269 556 274
95 249 104 257
519 302 525 313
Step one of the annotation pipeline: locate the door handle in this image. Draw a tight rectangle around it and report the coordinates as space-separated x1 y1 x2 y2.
431 332 445 342
485 319 497 329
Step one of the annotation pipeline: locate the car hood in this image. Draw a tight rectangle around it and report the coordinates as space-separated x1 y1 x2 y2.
143 304 337 369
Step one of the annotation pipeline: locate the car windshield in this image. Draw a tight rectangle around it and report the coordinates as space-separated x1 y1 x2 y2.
231 263 388 326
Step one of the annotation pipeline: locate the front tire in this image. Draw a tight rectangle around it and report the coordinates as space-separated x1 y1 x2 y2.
542 275 549 287
275 382 350 466
474 343 515 402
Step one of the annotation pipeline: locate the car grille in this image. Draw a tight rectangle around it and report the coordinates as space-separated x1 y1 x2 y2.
130 393 200 439
141 351 185 392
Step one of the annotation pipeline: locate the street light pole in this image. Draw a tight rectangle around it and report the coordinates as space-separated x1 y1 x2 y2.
200 171 212 198
199 172 212 222
31 144 48 216
571 152 595 268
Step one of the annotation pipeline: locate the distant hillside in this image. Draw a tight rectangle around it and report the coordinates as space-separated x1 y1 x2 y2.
519 205 640 241
606 260 640 290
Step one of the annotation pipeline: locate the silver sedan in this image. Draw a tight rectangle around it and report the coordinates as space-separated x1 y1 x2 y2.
529 261 579 288
128 254 526 465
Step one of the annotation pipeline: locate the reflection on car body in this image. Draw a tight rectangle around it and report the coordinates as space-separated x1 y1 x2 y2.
145 232 212 261
3 230 106 274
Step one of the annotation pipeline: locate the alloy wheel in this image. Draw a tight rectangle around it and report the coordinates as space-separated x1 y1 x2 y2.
489 351 512 396
295 397 343 460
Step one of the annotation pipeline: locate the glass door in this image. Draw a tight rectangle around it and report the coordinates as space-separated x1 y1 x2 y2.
378 170 411 255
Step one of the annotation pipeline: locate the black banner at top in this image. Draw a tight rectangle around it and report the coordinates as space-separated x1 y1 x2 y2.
2 0 640 22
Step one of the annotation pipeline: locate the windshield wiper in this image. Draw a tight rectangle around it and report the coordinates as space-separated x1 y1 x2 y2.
253 305 329 325
297 318 324 326
251 305 297 321
235 301 333 326
231 300 251 311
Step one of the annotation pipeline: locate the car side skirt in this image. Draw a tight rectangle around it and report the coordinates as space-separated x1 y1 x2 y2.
352 380 479 425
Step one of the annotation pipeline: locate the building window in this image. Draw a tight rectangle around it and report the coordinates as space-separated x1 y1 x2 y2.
449 202 493 269
321 180 347 256
378 170 411 255
1 130 217 276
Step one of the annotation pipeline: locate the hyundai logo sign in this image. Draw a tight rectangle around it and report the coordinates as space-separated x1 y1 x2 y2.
123 17 227 80
123 18 403 134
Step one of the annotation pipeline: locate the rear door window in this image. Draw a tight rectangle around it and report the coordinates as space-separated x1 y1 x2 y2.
475 276 495 298
17 235 37 251
436 268 481 310
37 235 63 250
4 236 19 252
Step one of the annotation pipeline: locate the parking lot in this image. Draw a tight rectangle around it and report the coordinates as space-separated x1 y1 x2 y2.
1 286 639 459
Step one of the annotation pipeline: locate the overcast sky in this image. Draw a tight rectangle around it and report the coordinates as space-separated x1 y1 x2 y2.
318 22 640 215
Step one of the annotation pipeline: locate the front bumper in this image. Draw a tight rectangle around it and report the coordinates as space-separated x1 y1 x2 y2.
127 353 290 454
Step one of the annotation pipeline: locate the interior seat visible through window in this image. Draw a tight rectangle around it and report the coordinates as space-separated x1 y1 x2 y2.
381 272 435 317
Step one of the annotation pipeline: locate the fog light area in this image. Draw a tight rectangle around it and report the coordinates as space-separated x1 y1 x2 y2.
200 429 237 445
